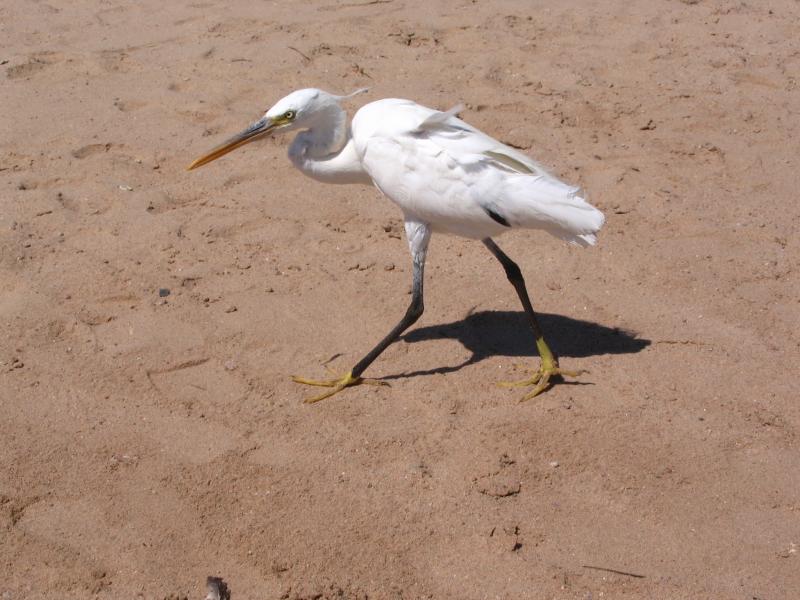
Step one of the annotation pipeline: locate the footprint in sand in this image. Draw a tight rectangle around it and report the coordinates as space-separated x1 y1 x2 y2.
5 51 65 80
71 143 112 159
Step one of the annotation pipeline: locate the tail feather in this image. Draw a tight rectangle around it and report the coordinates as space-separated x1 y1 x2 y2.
502 175 605 245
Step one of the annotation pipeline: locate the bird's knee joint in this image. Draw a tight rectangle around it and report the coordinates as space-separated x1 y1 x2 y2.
407 299 424 322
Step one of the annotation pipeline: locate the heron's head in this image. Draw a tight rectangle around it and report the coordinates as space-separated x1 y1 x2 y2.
187 87 367 170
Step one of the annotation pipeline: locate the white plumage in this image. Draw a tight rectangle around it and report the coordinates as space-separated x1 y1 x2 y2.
354 98 603 245
189 88 604 402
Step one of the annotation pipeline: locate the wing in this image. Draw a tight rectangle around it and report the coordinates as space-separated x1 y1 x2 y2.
409 103 558 180
352 99 605 245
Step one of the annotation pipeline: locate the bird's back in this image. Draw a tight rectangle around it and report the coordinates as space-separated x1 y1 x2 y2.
351 99 604 245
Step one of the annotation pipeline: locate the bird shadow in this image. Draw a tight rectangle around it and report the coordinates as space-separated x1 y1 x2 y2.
383 310 650 380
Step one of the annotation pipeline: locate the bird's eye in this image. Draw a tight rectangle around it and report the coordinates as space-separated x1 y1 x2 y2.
284 110 296 120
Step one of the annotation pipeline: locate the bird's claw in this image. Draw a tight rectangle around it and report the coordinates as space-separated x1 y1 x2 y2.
498 362 586 401
291 370 389 403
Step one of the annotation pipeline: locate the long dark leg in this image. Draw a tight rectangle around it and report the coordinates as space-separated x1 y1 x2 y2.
483 237 583 399
483 238 551 353
351 251 425 377
293 227 429 403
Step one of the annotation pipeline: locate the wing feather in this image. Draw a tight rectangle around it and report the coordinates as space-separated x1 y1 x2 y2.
352 99 604 244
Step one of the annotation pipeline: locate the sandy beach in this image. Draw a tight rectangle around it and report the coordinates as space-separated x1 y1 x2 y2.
2 0 799 598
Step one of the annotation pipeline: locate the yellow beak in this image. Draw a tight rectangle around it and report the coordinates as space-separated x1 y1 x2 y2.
187 116 276 170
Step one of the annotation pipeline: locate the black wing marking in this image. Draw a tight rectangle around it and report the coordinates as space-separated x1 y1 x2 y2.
483 204 511 227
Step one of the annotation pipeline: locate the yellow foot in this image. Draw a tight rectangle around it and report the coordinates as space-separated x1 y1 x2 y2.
291 370 389 403
498 362 586 401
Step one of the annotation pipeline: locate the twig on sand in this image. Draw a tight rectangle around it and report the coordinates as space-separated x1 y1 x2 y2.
582 565 645 579
288 46 311 62
340 0 394 6
322 352 344 366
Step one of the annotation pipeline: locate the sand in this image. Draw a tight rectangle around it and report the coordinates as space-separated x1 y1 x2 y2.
2 0 799 598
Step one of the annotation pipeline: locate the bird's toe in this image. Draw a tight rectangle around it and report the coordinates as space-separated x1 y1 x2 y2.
292 371 388 403
498 363 587 402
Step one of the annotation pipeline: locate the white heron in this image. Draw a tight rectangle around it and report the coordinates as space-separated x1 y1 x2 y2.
188 88 604 403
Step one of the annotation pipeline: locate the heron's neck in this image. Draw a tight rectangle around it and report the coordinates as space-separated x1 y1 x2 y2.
288 106 369 185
